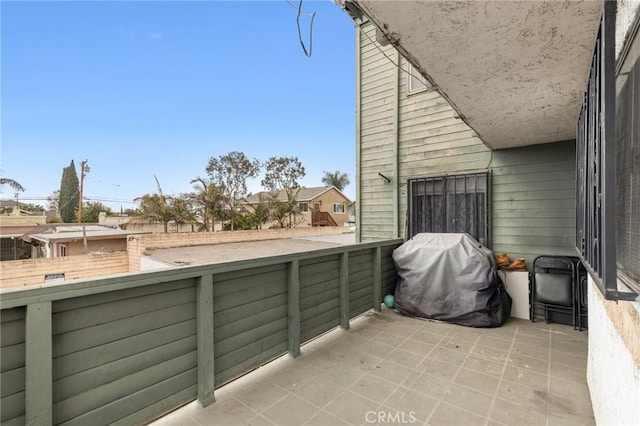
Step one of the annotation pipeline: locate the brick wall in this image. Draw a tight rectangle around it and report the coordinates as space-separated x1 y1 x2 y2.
128 227 350 271
1 251 129 288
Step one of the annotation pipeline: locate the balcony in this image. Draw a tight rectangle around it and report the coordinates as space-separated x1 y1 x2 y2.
0 239 592 425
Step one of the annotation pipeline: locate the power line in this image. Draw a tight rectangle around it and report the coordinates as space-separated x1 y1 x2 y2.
286 0 315 58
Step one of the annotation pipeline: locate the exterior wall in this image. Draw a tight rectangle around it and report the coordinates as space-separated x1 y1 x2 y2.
587 279 640 425
0 214 47 226
0 251 129 288
65 238 127 257
357 21 577 266
490 141 576 268
127 227 351 272
588 3 640 423
310 189 351 226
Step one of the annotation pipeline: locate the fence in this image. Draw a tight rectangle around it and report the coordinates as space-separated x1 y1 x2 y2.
0 239 402 425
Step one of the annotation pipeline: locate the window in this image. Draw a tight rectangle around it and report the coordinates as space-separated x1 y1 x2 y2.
60 245 67 257
408 63 428 94
298 202 309 213
576 2 638 300
615 13 640 292
333 203 345 213
408 172 489 246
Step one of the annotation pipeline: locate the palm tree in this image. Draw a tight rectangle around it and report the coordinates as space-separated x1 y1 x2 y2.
190 176 223 231
0 178 26 192
130 176 174 233
321 171 350 191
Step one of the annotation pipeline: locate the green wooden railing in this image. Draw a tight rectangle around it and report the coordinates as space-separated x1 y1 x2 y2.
0 239 402 426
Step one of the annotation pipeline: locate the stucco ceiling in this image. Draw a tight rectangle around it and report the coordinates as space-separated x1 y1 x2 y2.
353 0 603 149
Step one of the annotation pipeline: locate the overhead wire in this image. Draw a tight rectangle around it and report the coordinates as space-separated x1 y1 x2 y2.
286 0 315 58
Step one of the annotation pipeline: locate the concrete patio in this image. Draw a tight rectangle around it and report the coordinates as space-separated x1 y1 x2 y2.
152 308 592 426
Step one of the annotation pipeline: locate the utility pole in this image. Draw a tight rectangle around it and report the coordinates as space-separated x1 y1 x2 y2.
78 160 90 222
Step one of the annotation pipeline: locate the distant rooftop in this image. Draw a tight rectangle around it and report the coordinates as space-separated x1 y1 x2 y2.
244 186 350 204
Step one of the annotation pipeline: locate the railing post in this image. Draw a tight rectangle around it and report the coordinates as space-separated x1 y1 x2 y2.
288 260 301 357
196 274 215 407
25 301 52 426
339 252 350 329
373 246 382 312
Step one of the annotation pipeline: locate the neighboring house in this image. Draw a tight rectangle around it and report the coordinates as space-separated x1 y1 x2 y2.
340 0 639 424
0 225 39 261
243 186 352 228
19 224 150 258
98 212 214 232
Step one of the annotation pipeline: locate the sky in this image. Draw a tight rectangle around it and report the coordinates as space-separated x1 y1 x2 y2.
1 0 357 211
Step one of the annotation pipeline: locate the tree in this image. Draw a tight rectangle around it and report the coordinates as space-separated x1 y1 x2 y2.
132 176 175 233
80 201 112 223
190 176 224 232
0 178 26 192
262 156 306 228
206 151 260 231
59 160 80 222
172 194 198 232
321 170 350 191
47 190 60 216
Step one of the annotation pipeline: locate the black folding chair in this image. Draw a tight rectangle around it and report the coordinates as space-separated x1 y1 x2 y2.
529 256 577 329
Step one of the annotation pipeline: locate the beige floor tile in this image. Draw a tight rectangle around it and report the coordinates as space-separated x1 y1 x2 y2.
511 341 549 361
387 347 425 369
375 331 412 347
548 412 596 426
496 379 549 412
356 341 396 359
462 355 505 376
475 335 513 351
293 376 348 409
514 333 548 348
192 397 259 426
399 338 436 357
234 382 290 413
502 365 548 390
325 389 380 425
318 362 367 388
549 377 593 417
549 362 587 384
550 350 588 370
454 368 500 395
433 346 469 365
261 394 320 426
412 329 446 346
247 415 276 426
408 372 450 400
469 343 510 363
441 334 479 352
507 353 549 372
370 359 415 385
384 388 438 422
551 340 587 356
427 401 485 426
350 372 399 404
441 383 494 417
304 410 350 426
489 397 547 426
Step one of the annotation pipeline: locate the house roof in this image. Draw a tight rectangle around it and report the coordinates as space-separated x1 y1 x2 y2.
0 225 41 238
341 0 603 149
19 224 149 243
243 186 351 204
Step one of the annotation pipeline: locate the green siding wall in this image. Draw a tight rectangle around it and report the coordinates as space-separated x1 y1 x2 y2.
1 308 26 425
357 21 577 264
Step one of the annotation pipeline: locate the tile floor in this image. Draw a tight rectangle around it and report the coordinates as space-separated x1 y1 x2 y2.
152 308 593 426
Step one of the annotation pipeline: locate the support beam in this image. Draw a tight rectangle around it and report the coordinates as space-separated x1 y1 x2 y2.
25 302 52 426
288 260 301 357
373 247 382 312
196 275 215 407
339 252 350 329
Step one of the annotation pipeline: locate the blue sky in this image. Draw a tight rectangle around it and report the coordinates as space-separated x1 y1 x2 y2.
1 0 356 211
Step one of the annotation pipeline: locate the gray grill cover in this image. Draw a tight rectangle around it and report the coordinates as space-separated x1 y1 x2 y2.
393 233 511 327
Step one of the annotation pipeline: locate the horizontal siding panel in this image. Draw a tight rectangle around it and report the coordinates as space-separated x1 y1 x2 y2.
213 293 286 328
213 280 287 314
53 285 195 334
53 336 196 402
53 302 195 357
53 351 196 424
1 391 24 423
300 284 339 313
66 371 196 426
212 265 287 297
215 318 287 357
215 330 287 384
214 305 287 345
53 319 196 380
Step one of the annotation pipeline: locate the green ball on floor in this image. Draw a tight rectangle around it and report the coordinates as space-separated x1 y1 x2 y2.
383 294 394 308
